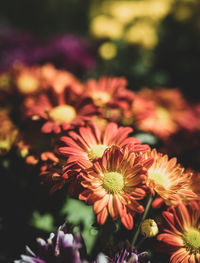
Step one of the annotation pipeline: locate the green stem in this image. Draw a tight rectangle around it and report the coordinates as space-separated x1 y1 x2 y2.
132 193 153 246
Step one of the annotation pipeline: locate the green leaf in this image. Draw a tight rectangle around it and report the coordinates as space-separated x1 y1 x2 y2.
61 197 98 253
30 211 55 232
135 133 157 145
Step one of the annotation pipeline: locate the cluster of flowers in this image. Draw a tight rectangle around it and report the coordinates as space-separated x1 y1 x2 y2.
0 26 95 71
89 0 173 50
1 63 200 262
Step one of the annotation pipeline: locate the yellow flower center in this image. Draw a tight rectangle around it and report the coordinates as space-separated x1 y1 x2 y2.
183 228 200 254
92 91 111 106
103 171 124 194
49 105 76 124
156 107 171 122
149 172 169 189
88 144 108 161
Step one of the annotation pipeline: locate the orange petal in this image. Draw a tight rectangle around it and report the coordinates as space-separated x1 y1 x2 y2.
94 195 109 214
121 213 133 230
97 207 108 225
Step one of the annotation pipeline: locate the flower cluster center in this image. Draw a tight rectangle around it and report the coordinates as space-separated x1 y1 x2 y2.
156 106 171 121
149 172 169 189
92 91 111 106
103 171 124 194
183 228 200 254
88 144 107 161
49 105 76 124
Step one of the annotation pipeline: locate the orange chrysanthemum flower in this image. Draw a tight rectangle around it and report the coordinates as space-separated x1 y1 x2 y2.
59 121 149 169
83 77 134 123
145 149 196 208
79 146 153 229
84 76 134 107
157 202 200 263
39 63 84 94
132 87 199 139
24 87 98 133
132 92 177 139
190 172 200 199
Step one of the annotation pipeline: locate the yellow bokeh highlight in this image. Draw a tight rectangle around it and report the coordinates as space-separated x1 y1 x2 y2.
90 15 123 39
125 22 158 49
98 42 117 60
89 0 175 49
104 0 173 24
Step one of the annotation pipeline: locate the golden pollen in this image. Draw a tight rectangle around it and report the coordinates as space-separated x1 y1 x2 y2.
183 228 200 253
88 144 107 161
92 91 111 106
49 105 76 124
103 171 124 194
149 172 169 189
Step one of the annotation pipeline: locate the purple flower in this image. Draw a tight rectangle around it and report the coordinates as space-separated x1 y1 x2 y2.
95 242 150 263
15 223 87 263
0 26 96 73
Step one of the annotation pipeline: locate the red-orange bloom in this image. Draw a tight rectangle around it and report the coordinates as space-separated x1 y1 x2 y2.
84 76 134 106
157 202 200 263
83 77 135 122
79 146 153 229
132 87 198 139
59 121 149 169
145 149 196 208
24 87 98 133
132 91 178 139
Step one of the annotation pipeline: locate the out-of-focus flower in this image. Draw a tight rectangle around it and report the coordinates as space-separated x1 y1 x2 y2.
42 34 96 71
98 42 117 60
89 0 173 49
59 121 149 169
125 22 158 49
103 0 172 24
157 202 200 263
13 64 40 95
15 223 88 263
23 84 98 133
0 109 19 155
79 146 153 229
103 241 150 263
132 87 199 139
0 27 96 72
141 219 158 238
145 148 196 207
132 89 178 139
90 15 123 40
84 77 134 120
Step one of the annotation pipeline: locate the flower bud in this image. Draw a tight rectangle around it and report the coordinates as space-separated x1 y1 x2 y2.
141 219 158 238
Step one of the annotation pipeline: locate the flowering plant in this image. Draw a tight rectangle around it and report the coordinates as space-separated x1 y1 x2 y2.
0 64 200 263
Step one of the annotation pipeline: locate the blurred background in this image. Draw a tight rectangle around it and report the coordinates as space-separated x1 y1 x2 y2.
1 0 200 99
0 0 200 262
